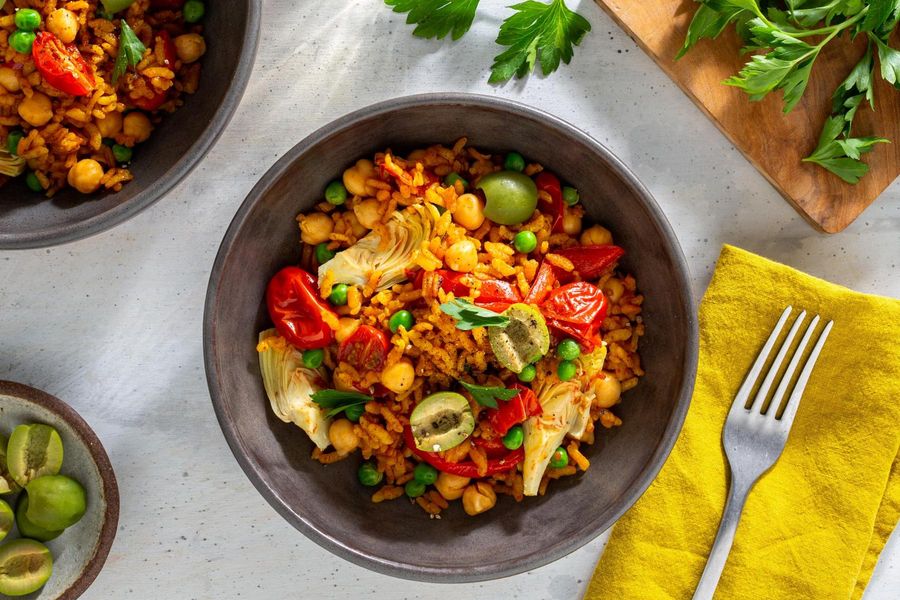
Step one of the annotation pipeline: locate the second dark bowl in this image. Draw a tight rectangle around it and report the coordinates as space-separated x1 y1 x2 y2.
204 93 698 582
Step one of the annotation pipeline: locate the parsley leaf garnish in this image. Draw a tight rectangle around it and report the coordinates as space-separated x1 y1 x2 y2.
803 115 888 184
489 0 591 84
310 389 373 418
113 20 146 84
385 0 480 40
458 380 518 409
439 298 509 331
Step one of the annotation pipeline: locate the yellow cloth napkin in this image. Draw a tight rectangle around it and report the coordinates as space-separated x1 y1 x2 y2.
585 245 900 600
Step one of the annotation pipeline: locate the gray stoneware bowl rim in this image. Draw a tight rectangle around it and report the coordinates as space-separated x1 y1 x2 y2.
0 0 262 250
204 92 699 582
0 380 120 599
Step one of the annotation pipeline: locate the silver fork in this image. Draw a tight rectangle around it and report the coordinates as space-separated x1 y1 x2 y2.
692 306 834 600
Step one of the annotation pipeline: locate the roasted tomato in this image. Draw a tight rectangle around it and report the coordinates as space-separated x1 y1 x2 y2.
486 384 542 436
32 32 95 97
266 267 336 350
540 282 608 347
554 245 624 279
338 325 389 371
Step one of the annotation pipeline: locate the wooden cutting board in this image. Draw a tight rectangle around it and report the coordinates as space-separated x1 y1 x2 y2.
595 0 900 233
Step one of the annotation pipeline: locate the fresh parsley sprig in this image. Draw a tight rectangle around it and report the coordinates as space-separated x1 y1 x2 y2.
112 20 146 84
459 380 518 408
310 389 373 418
440 298 509 331
383 0 590 83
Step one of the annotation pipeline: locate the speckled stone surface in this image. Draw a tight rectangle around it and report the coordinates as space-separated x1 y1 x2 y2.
0 1 897 598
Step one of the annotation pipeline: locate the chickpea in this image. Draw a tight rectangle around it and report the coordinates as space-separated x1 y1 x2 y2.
344 212 368 239
342 159 375 197
335 317 360 343
353 198 382 230
602 278 625 303
46 9 79 44
174 33 206 64
96 111 123 138
445 239 478 273
123 112 153 143
462 481 497 516
328 418 359 455
0 67 21 93
452 193 485 231
299 212 334 245
67 159 104 194
434 472 470 501
562 207 582 236
580 224 613 246
17 92 53 127
592 372 622 408
380 358 415 394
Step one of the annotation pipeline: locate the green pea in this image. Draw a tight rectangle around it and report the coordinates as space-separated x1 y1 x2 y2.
388 310 414 333
562 186 580 206
502 425 524 450
513 230 537 253
183 0 205 23
9 30 36 54
557 338 581 361
112 144 133 164
345 403 365 423
549 446 569 469
329 283 349 306
301 348 324 369
503 152 525 172
315 243 336 264
324 180 347 205
25 172 43 193
25 475 86 531
413 463 438 485
517 364 536 383
557 359 577 381
357 462 382 487
444 172 468 189
14 9 41 32
404 479 426 498
6 131 24 156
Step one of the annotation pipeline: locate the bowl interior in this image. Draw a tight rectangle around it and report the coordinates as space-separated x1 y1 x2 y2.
0 2 258 249
206 96 697 582
0 382 118 599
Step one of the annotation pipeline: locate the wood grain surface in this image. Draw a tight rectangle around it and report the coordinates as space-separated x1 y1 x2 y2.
595 0 900 232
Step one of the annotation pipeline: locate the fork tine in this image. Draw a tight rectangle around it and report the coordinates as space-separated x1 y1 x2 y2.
730 306 792 413
748 310 807 413
778 319 834 428
767 315 819 418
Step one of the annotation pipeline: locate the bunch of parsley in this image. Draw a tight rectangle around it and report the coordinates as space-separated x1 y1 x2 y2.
679 0 900 184
384 0 591 83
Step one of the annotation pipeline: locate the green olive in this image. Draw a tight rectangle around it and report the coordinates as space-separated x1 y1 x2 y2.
25 475 86 531
7 424 64 487
15 496 62 542
0 435 20 495
413 463 438 485
0 499 12 542
0 539 53 596
477 171 538 226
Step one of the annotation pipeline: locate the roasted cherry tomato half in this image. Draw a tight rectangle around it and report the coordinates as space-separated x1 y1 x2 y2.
338 325 389 371
487 384 542 436
32 32 95 97
540 281 608 348
266 267 336 350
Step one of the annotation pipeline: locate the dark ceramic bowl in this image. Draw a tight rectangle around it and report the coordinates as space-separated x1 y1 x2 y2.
0 2 261 250
204 93 698 582
0 381 119 599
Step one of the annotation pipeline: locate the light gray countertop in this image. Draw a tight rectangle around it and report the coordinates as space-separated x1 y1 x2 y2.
1 1 898 598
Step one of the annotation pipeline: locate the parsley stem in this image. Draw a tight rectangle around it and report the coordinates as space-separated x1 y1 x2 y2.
788 6 869 38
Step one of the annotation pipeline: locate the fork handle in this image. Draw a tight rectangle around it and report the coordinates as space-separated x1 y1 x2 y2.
692 477 753 600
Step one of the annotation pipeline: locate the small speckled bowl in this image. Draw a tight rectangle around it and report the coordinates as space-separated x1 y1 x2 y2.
205 93 698 582
0 381 118 599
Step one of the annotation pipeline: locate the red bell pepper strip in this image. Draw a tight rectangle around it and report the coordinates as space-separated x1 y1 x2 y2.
32 32 95 97
554 245 625 279
338 325 389 371
535 172 565 233
472 436 508 458
486 384 542 436
523 261 557 305
410 269 519 311
266 267 336 350
540 282 608 348
404 427 524 478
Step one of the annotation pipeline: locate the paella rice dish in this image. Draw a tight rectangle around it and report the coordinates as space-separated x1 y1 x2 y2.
0 0 207 196
257 139 645 517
